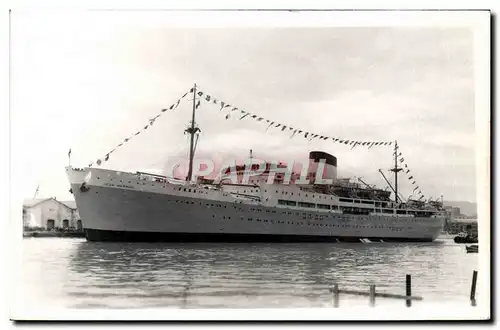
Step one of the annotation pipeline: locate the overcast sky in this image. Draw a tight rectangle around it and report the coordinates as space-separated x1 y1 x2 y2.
11 11 478 202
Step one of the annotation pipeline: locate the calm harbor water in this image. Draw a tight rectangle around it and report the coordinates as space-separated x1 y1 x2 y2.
18 237 478 309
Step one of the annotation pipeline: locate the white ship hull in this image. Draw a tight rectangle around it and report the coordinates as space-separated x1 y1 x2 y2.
66 167 445 242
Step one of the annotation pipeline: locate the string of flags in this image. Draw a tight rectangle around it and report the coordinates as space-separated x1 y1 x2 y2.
88 88 192 167
194 88 393 149
395 148 425 201
85 84 428 203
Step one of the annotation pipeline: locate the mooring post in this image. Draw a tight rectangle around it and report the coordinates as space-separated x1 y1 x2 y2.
369 285 376 307
332 284 339 308
405 274 412 307
470 270 478 307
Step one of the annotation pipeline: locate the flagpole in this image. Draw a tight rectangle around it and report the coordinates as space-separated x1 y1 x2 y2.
389 140 401 204
33 184 39 200
186 83 197 182
68 149 71 167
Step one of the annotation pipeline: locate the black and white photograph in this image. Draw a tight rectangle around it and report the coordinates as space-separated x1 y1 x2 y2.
8 7 491 321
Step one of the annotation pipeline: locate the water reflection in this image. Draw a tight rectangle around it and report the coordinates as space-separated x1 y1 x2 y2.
58 239 477 308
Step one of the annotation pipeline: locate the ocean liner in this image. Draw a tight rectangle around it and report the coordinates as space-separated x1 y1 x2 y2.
66 85 445 242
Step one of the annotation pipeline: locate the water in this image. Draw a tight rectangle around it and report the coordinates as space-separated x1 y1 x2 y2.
18 237 478 310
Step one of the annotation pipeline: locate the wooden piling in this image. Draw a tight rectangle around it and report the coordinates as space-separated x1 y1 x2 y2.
369 285 376 307
332 284 339 308
406 274 412 307
470 270 478 306
328 275 423 308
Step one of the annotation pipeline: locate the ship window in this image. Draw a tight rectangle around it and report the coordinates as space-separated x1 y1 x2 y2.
298 202 315 208
278 199 297 206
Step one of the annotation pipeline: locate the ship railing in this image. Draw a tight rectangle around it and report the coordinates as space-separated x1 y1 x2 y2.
135 171 189 185
229 192 261 202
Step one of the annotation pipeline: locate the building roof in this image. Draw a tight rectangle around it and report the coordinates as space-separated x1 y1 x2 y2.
60 200 77 209
23 197 77 210
23 198 51 208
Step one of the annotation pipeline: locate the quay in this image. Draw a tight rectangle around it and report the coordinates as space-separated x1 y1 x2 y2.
23 230 85 238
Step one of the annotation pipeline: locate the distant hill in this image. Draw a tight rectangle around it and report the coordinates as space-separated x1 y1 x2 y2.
443 201 477 217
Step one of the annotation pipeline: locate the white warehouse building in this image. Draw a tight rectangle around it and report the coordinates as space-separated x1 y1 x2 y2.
23 197 82 230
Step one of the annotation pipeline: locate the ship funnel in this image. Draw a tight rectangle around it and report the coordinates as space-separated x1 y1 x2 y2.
308 151 337 184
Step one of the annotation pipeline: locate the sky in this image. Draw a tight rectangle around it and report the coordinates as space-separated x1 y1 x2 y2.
10 10 479 203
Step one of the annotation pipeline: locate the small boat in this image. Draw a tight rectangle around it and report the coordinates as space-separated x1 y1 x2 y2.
466 245 478 253
454 232 478 244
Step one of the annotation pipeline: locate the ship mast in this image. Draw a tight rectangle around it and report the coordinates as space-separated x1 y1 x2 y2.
186 83 199 182
389 140 402 203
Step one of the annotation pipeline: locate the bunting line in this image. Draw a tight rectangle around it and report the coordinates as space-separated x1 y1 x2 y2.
87 85 429 201
397 150 426 201
194 88 392 148
89 87 192 167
